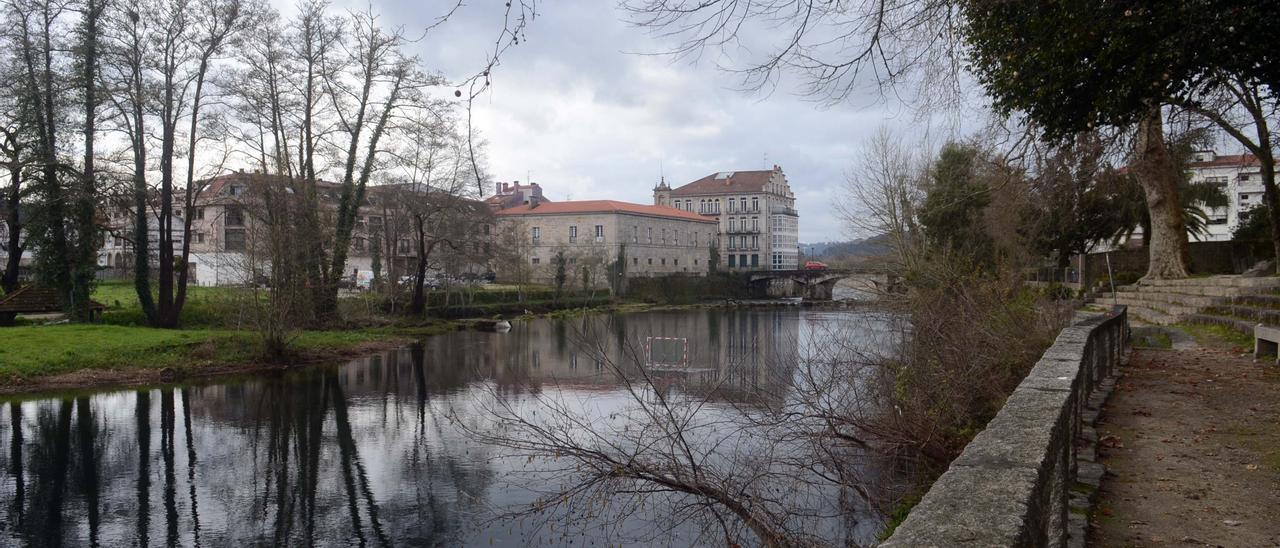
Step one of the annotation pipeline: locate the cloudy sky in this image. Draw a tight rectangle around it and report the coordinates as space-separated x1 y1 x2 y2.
324 0 968 243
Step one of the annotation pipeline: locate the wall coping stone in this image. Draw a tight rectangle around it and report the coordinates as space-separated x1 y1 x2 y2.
882 306 1128 547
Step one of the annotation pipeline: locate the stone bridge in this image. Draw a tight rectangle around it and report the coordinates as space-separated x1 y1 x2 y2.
747 269 898 300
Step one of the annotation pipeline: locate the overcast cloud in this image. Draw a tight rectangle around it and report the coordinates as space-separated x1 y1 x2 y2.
317 0 966 243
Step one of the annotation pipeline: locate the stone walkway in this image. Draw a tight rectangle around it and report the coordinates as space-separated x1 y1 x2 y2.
1090 333 1280 547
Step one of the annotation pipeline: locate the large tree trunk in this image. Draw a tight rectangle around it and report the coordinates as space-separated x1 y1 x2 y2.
1133 107 1190 280
1259 159 1280 272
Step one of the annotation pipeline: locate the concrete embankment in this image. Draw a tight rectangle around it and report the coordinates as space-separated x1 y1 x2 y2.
882 306 1128 547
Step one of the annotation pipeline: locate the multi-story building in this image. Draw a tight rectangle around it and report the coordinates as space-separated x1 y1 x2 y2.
493 199 719 286
98 203 186 278
186 171 495 286
1187 151 1266 241
654 165 800 270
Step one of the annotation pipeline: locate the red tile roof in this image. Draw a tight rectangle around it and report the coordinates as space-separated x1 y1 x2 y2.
1188 153 1259 169
670 169 778 196
495 200 716 223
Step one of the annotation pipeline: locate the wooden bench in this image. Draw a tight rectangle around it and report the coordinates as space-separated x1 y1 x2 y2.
1254 324 1280 365
0 285 106 325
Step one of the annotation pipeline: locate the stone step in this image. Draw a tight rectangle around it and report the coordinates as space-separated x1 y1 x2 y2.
1113 284 1266 298
1122 304 1180 326
1130 275 1280 290
1202 305 1280 325
1183 313 1257 334
1097 294 1200 317
1222 294 1280 309
1097 290 1220 309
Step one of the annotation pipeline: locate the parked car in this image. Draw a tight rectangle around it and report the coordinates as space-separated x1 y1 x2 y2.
803 261 829 271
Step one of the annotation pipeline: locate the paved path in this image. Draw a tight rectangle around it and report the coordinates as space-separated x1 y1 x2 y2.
1090 336 1280 547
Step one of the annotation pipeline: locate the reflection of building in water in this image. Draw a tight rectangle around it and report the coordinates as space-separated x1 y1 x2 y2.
482 308 802 403
186 308 804 422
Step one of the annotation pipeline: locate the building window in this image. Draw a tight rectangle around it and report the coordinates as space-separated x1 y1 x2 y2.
647 258 653 265
353 237 364 251
482 223 489 235
674 230 680 246
532 257 540 264
661 258 666 265
229 185 244 196
647 227 653 243
752 235 758 249
752 197 758 212
729 218 737 232
225 206 245 227
195 207 205 220
729 255 737 268
661 229 667 245
751 254 759 267
693 232 698 246
633 257 638 266
594 225 605 242
752 217 759 231
195 232 205 244
674 259 679 266
569 225 578 243
398 239 411 254
224 229 246 251
532 226 541 243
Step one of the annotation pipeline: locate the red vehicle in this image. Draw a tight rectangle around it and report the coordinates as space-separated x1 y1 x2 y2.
803 261 829 270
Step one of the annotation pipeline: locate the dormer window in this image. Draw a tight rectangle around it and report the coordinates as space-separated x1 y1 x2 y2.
229 185 244 196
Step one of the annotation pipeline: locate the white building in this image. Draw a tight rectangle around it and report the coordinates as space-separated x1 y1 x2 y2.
1187 151 1265 241
654 166 800 270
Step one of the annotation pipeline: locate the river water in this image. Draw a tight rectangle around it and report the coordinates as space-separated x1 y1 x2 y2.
0 307 896 547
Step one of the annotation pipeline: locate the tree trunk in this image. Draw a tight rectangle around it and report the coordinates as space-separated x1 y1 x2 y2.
1259 158 1280 272
2 168 22 293
1133 107 1190 280
409 216 432 315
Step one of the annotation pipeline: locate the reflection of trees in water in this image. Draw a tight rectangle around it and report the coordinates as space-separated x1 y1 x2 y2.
0 308 831 547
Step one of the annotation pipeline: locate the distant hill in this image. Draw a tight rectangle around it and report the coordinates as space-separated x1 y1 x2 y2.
801 235 891 260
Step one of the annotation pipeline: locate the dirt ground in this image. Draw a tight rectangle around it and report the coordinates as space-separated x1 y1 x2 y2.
1090 334 1280 547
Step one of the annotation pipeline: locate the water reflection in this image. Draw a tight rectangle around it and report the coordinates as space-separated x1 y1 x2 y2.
0 307 889 546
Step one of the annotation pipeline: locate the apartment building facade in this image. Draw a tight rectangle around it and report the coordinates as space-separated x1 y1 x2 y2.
494 200 718 286
1186 151 1267 241
654 165 800 270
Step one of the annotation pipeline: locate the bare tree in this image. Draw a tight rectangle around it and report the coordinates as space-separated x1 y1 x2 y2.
103 0 256 326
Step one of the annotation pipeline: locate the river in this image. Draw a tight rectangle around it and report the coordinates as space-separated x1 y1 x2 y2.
0 306 897 547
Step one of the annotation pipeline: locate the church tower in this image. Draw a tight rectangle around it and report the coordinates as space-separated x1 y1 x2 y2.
653 177 672 207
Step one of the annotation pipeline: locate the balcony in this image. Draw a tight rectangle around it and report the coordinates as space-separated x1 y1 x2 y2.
725 227 761 234
770 205 799 216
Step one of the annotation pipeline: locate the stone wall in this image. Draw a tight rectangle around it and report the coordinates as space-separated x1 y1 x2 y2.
882 306 1128 547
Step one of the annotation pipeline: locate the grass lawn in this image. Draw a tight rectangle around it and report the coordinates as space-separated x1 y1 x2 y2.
0 323 401 381
0 280 589 385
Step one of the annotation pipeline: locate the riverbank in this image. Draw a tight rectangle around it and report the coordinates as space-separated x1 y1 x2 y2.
1 288 857 396
0 322 462 396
